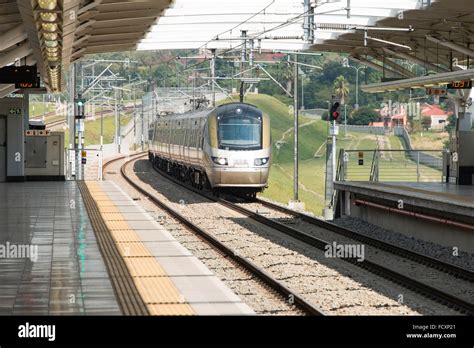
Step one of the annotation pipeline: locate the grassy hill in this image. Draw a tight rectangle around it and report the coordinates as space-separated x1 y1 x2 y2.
64 115 131 147
231 94 405 216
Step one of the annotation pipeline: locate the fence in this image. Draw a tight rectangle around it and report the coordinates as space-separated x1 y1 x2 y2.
343 125 386 135
394 126 412 148
339 149 445 183
394 126 444 171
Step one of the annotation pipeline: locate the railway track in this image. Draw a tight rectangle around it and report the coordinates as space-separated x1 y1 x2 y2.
35 104 138 130
107 153 325 316
144 156 474 315
247 197 474 281
45 118 66 129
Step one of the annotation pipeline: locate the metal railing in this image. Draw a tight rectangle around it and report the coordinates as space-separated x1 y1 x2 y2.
343 125 386 135
66 148 103 181
339 149 446 182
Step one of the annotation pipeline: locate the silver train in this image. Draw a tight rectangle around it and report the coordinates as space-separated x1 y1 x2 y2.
148 102 271 195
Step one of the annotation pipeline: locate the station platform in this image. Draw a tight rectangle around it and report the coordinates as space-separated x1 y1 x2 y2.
79 180 254 316
79 181 254 315
0 180 254 316
334 181 474 253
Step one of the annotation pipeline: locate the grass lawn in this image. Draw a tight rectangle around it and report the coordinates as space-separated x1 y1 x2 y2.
64 115 130 147
228 95 406 216
409 131 449 150
29 101 57 117
217 94 445 216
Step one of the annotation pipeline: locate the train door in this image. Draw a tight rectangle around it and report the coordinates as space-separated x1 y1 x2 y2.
183 119 190 164
0 116 6 182
190 119 198 164
197 118 204 165
170 121 176 160
179 120 185 163
166 121 171 160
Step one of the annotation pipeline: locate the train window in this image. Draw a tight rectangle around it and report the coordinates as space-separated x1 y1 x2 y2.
217 114 262 150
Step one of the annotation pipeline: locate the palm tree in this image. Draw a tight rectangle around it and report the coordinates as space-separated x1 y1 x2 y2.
333 75 350 105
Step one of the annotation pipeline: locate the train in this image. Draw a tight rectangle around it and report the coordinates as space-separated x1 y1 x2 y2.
148 102 271 196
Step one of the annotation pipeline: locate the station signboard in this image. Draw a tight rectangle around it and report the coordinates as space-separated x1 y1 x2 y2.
426 87 447 96
0 66 37 84
25 130 50 137
447 80 473 89
15 77 40 89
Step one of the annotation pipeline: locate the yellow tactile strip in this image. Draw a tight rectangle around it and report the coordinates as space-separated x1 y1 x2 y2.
110 229 142 243
98 206 121 213
105 220 132 230
117 242 151 257
84 181 194 316
102 213 127 221
124 258 167 277
148 304 195 316
78 182 148 316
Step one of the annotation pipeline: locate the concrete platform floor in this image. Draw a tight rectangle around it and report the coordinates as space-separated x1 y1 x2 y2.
91 180 254 315
0 182 121 315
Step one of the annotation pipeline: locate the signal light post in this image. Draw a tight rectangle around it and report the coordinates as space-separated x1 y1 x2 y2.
330 99 340 183
74 94 86 180
323 97 341 220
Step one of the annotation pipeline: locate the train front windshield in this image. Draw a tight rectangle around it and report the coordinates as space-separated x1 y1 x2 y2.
217 108 262 150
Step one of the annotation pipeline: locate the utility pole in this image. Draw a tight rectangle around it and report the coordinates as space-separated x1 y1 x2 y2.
211 48 216 107
74 62 84 181
141 97 144 151
69 63 76 180
118 88 121 153
293 53 299 202
301 71 305 111
114 85 118 152
192 70 196 110
133 80 136 150
343 58 364 109
240 30 247 103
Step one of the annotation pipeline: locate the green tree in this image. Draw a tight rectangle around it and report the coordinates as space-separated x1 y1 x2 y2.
333 75 350 105
445 114 456 132
349 106 379 125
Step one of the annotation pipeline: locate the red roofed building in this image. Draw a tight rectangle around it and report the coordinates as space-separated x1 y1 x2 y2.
420 103 453 130
373 104 408 128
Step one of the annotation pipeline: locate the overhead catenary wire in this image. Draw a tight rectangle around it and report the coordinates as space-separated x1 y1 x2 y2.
158 5 318 82
147 0 278 70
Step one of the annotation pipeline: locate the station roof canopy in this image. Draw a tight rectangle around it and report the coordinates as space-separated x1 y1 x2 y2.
362 68 474 93
0 0 172 96
2 0 474 97
308 0 474 85
137 0 308 51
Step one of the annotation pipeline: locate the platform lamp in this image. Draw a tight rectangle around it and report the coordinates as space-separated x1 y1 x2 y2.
37 0 62 92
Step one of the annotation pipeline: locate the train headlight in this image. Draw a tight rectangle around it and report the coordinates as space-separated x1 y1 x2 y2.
254 157 269 166
212 157 228 165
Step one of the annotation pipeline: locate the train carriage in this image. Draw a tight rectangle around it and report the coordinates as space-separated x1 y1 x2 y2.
149 102 271 195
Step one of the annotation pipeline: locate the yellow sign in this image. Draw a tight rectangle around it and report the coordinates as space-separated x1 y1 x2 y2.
81 150 87 158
